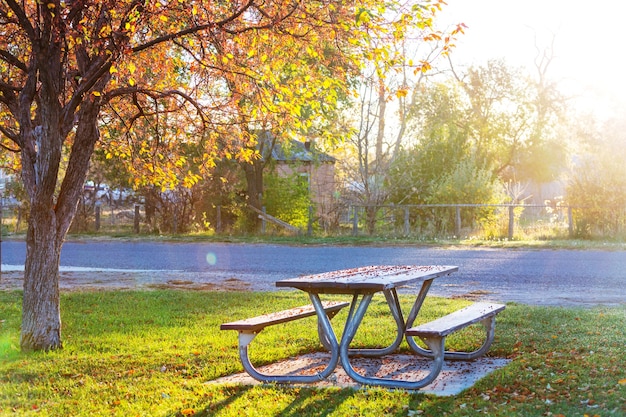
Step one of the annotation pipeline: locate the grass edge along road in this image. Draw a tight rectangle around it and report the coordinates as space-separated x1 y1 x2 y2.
0 290 624 417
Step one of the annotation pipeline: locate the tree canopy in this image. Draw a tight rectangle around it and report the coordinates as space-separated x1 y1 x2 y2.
0 0 454 351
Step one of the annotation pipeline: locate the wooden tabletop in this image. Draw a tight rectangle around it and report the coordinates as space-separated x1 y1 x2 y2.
275 265 458 294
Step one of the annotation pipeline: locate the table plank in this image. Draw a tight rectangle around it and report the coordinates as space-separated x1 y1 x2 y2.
276 265 458 294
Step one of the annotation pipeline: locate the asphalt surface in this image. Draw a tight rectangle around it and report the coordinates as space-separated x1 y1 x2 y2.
2 239 625 306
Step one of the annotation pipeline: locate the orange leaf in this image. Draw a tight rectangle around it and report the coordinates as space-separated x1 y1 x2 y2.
181 409 195 416
619 378 626 385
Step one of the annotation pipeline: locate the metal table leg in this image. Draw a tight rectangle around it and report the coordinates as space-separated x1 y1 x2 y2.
347 289 405 357
337 291 446 389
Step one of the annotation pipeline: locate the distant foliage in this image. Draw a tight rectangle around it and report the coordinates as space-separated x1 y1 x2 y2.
263 172 313 230
427 157 506 235
567 118 626 238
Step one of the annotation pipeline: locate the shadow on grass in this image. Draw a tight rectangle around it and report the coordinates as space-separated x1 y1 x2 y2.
188 385 253 416
275 388 358 417
190 385 363 417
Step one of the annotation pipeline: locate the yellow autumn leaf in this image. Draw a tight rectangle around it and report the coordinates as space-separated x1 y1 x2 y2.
128 62 136 74
109 65 117 74
619 378 626 385
159 15 168 22
128 78 135 86
92 91 101 96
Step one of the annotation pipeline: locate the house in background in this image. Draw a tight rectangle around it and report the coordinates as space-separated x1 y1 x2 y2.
256 131 337 228
272 139 336 215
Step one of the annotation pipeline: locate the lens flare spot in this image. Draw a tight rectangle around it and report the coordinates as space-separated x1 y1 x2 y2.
205 252 217 266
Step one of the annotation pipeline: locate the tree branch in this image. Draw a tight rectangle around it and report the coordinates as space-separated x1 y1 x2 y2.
0 125 20 148
0 49 28 73
130 0 301 53
61 55 113 135
104 86 207 125
4 0 36 41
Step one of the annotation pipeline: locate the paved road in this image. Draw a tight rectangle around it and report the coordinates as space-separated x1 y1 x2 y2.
2 239 625 306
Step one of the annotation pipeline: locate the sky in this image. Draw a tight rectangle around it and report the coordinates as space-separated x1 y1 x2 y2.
435 0 626 119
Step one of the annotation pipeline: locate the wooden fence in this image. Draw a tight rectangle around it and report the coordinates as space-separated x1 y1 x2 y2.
0 199 581 240
344 204 574 239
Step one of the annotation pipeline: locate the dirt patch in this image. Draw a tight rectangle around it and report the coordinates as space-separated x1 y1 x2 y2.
0 270 253 292
451 289 496 301
209 352 511 396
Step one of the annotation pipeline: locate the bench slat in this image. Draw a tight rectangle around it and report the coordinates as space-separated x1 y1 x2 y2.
406 302 505 338
220 301 350 333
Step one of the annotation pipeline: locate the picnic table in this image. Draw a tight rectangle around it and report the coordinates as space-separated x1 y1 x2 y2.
221 265 505 389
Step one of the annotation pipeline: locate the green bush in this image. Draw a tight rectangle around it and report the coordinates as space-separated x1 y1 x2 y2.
263 171 314 230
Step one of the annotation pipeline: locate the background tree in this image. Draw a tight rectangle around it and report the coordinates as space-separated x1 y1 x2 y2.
338 5 464 234
1 0 450 352
386 57 568 236
567 114 626 238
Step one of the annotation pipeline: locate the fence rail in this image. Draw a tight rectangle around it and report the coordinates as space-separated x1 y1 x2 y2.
0 199 596 240
344 204 574 239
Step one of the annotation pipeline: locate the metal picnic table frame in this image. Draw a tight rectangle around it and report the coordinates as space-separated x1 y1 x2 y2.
274 265 460 389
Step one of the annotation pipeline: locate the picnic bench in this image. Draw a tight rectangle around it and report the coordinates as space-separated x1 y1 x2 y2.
220 301 350 383
221 265 505 389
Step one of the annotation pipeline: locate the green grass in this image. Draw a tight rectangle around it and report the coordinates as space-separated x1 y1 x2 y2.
6 230 626 251
0 290 624 416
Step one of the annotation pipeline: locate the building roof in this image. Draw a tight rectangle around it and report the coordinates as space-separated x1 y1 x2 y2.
257 131 335 163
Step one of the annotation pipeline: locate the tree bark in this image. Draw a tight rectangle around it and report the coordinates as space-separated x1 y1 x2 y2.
242 160 264 231
21 206 63 351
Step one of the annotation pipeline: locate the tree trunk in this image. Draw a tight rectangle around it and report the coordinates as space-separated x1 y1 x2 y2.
21 206 62 351
18 91 101 351
242 160 264 231
375 77 386 163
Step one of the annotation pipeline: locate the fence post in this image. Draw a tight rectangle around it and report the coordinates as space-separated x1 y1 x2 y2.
508 205 515 240
134 204 140 234
307 205 313 236
568 206 574 237
352 206 358 236
455 206 461 237
95 203 101 231
404 207 410 236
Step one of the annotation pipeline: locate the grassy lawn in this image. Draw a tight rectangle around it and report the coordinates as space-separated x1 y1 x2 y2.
0 290 624 416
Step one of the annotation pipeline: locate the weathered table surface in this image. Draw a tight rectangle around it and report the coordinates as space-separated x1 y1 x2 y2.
276 265 458 294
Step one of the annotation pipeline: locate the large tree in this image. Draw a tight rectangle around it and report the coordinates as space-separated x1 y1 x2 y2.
0 1 452 351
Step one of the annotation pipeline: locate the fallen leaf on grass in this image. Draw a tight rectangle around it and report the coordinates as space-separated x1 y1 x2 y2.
181 408 195 416
618 378 626 385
